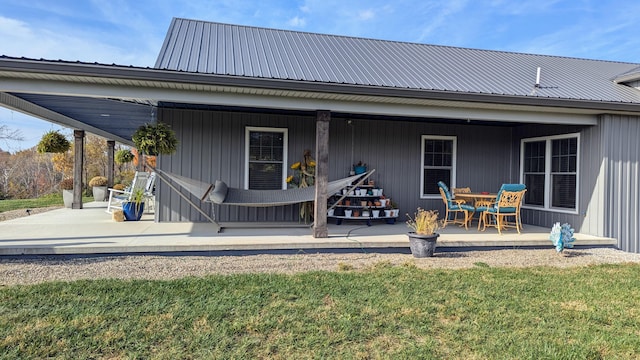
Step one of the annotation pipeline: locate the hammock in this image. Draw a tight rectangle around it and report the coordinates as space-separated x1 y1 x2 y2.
154 168 374 207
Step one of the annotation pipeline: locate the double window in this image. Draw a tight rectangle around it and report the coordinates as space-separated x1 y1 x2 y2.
521 134 579 212
245 127 288 190
421 135 456 197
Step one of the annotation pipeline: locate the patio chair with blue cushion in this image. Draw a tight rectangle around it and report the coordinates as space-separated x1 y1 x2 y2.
481 184 527 234
438 181 475 230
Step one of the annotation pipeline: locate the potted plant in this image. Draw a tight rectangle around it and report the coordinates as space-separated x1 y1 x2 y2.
390 200 400 217
60 178 74 208
122 188 145 221
406 208 441 257
353 161 367 175
89 176 108 201
132 123 178 156
37 130 71 153
115 149 135 164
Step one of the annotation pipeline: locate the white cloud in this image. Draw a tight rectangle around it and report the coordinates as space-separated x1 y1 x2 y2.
288 16 307 27
0 15 157 66
415 0 468 43
358 9 375 21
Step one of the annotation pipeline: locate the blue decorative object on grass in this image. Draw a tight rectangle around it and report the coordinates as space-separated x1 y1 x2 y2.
549 222 576 252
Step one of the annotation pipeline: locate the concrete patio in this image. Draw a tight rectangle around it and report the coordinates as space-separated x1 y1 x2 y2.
0 202 617 256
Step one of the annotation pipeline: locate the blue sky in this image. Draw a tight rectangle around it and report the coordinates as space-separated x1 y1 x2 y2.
1 0 639 152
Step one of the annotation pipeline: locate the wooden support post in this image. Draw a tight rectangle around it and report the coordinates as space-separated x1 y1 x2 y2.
72 130 85 209
107 140 115 187
313 110 330 238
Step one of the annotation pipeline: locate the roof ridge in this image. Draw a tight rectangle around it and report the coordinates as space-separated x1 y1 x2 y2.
0 55 154 69
170 17 640 66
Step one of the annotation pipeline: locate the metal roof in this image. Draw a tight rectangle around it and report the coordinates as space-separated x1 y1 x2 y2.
613 65 640 83
2 18 640 148
155 18 640 105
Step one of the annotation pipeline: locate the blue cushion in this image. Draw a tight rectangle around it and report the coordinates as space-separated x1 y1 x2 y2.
437 181 450 193
451 204 475 212
500 183 526 191
497 183 526 199
437 181 454 206
486 207 517 214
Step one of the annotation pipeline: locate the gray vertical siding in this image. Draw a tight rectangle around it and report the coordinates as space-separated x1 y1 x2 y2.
601 115 640 253
157 108 316 223
156 108 514 223
152 107 640 253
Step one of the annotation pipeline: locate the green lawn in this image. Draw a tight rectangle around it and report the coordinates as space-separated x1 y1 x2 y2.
1 263 639 359
0 195 93 213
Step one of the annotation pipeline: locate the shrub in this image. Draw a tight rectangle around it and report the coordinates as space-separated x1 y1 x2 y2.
60 178 74 190
89 176 108 187
112 184 126 191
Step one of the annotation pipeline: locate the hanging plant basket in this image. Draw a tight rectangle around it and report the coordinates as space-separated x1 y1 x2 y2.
115 149 135 164
132 123 178 156
37 130 71 153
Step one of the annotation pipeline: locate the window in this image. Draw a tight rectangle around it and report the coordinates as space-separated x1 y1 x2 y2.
421 136 456 197
245 127 288 190
521 134 578 212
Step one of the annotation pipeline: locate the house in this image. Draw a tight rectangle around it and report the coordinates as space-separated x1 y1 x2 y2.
1 18 640 251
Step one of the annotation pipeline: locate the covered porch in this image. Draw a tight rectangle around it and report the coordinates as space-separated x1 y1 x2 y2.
0 202 616 256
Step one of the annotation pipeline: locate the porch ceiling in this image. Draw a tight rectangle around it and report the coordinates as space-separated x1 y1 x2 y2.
4 58 639 142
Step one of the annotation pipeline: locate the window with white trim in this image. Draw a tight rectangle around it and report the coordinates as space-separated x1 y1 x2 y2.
421 135 456 197
245 127 288 190
521 134 579 211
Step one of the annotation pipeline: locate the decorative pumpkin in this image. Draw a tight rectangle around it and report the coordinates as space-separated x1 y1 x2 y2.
132 123 178 156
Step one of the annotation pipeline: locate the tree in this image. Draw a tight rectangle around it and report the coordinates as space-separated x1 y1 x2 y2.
0 124 24 142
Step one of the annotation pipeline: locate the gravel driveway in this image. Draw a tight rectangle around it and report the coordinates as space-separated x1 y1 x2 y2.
2 207 640 286
2 247 640 286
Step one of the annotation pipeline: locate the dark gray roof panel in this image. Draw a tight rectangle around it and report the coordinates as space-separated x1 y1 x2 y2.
155 18 640 104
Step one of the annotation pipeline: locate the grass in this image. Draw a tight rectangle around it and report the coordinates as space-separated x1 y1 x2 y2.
1 263 640 359
0 195 93 213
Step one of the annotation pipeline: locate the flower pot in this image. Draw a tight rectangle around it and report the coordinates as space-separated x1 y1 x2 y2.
344 210 353 217
327 208 335 216
362 211 370 217
384 209 392 217
63 189 73 208
92 186 108 201
379 199 388 207
407 232 439 258
122 202 145 221
372 210 380 218
354 165 367 174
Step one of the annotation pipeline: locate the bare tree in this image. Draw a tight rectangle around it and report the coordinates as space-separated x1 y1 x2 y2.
0 124 24 142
